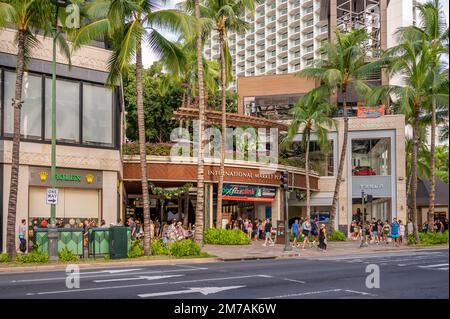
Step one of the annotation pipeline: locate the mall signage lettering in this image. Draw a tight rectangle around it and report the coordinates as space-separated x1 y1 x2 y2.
352 176 391 197
222 183 276 202
207 170 279 180
29 167 102 189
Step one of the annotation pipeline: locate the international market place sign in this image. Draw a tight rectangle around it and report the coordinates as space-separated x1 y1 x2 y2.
222 183 276 202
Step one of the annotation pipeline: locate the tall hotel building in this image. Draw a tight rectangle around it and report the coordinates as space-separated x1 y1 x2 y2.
203 0 329 88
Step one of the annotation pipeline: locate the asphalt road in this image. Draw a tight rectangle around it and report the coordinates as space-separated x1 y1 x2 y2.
0 249 448 299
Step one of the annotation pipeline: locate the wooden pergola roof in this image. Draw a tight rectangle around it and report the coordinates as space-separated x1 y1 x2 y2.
173 107 288 131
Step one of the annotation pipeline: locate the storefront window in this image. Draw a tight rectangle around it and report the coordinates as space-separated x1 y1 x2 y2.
352 197 392 222
45 78 80 142
82 83 113 146
309 140 334 176
4 71 42 139
352 138 391 176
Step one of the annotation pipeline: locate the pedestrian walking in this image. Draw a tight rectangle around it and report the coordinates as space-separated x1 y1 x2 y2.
382 220 391 244
18 219 27 253
301 219 311 249
247 220 253 240
318 224 327 252
371 218 379 244
311 218 319 247
390 218 400 247
291 219 300 247
263 219 274 246
398 220 405 244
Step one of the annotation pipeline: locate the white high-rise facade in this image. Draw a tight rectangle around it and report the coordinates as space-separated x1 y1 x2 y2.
203 0 328 89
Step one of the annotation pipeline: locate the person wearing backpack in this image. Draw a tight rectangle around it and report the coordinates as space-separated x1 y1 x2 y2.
18 219 27 253
263 219 274 246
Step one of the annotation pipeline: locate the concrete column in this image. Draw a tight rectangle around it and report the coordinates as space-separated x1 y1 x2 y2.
102 171 118 226
272 188 282 223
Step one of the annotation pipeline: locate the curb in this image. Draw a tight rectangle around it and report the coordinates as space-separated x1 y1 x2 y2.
0 257 222 274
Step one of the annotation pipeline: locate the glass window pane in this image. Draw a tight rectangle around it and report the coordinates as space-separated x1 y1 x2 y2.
352 138 391 176
309 140 334 176
82 83 113 146
45 78 80 142
4 71 42 139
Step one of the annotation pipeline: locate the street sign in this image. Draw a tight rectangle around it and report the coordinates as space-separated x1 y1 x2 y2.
46 188 58 205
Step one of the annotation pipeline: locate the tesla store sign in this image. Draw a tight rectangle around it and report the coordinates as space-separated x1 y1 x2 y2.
222 184 276 202
352 176 392 197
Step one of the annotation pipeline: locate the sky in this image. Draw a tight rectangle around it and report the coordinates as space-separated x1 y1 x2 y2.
142 0 450 68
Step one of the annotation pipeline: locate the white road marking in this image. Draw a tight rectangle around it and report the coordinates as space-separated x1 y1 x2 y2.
12 267 207 283
26 274 270 296
259 289 376 299
418 263 449 268
437 268 449 271
281 278 306 284
93 275 183 283
138 285 245 298
259 289 341 299
173 264 205 269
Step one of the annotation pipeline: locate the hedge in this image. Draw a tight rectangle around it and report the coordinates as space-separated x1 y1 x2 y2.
15 251 49 263
0 253 9 263
169 240 201 257
407 231 448 246
203 228 251 245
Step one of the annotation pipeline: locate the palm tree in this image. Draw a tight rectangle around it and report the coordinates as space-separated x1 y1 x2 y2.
73 0 194 255
297 28 379 230
168 41 219 107
403 0 448 232
282 88 335 220
0 0 70 257
193 0 206 243
180 0 256 228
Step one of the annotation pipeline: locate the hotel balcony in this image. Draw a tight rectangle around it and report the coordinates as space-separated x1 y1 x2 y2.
289 19 301 28
302 0 313 8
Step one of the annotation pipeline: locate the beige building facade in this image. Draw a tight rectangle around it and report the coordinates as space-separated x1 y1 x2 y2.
238 74 407 234
0 28 125 251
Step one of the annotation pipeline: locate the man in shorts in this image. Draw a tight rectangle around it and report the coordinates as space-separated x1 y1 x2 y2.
263 219 274 246
390 218 400 247
291 219 300 247
371 218 379 244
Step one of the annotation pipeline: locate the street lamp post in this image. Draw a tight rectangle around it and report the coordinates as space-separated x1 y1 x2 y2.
360 190 368 248
48 0 68 261
281 171 292 252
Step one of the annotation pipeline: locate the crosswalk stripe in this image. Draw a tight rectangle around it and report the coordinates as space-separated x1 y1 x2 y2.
418 263 449 268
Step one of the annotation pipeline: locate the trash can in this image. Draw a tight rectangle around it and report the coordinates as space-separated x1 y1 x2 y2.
109 226 128 259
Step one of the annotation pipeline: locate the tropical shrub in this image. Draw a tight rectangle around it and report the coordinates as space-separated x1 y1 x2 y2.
128 240 144 258
169 240 201 257
15 251 49 263
408 231 448 245
328 230 347 241
122 143 172 156
0 253 9 263
58 247 78 262
151 239 170 256
203 228 251 245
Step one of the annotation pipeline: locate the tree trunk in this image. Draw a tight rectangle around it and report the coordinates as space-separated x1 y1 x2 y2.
216 28 227 228
135 37 152 255
6 29 26 259
428 99 436 227
305 131 311 220
194 0 205 244
183 191 189 228
329 88 348 232
181 89 186 108
411 105 420 243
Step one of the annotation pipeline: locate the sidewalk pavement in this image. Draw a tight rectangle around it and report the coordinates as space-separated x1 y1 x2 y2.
203 240 449 260
0 241 447 273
